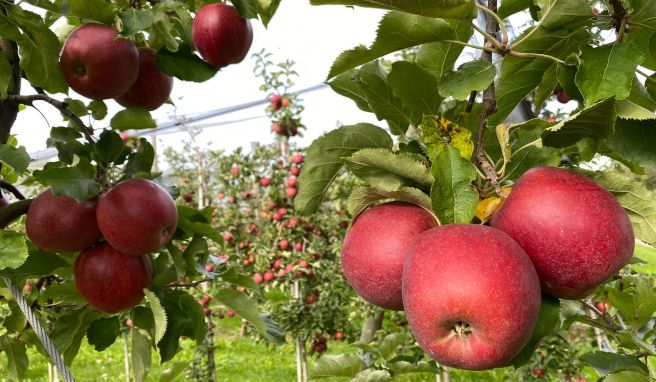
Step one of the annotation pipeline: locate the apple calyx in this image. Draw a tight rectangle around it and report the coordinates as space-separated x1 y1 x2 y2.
452 321 472 339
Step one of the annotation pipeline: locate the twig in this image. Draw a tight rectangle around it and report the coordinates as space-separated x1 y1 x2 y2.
0 199 33 229
0 180 25 200
508 51 566 64
609 0 628 38
468 22 504 50
442 40 498 54
581 299 621 332
475 2 508 45
163 278 212 288
5 94 96 143
475 0 502 195
465 91 477 113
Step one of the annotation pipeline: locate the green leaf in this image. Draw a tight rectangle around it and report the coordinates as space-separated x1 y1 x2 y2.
295 123 392 216
327 12 461 79
156 44 217 82
0 248 68 281
309 0 476 19
328 69 373 113
124 138 155 178
628 77 656 111
583 352 648 376
416 21 473 79
110 108 157 131
590 172 656 245
498 0 532 18
63 0 115 25
609 276 656 330
0 335 27 381
88 100 108 120
439 60 496 100
534 63 558 109
177 206 223 244
575 43 645 107
158 289 207 363
542 97 616 148
119 9 155 36
87 317 120 352
33 160 100 201
352 369 393 382
374 333 408 361
309 354 365 378
647 74 656 101
144 289 167 345
215 288 270 337
347 186 433 219
95 130 125 164
387 61 441 114
0 53 12 98
259 313 285 345
159 362 188 382
0 144 30 176
605 371 650 382
512 296 561 367
0 231 29 270
50 308 101 365
132 330 152 382
219 267 258 290
430 146 478 224
606 118 656 169
342 149 432 192
253 0 281 27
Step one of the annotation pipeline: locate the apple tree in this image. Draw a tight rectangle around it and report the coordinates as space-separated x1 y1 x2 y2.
295 1 656 381
0 0 283 380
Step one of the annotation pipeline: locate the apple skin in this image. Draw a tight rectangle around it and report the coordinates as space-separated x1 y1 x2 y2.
26 189 102 253
556 90 571 104
192 3 253 69
97 178 178 255
115 47 173 111
491 167 634 299
341 202 437 310
60 23 139 100
402 224 541 370
74 243 152 313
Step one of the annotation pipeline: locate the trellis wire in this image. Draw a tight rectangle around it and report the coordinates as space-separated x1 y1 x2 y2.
2 276 75 382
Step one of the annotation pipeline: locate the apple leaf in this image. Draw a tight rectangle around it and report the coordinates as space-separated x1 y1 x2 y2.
606 117 656 169
0 231 29 271
310 354 365 378
534 63 558 109
511 296 561 368
119 9 155 37
575 43 645 107
132 330 152 382
430 146 478 224
627 77 656 111
352 369 393 382
309 0 476 19
0 335 27 381
158 362 188 382
177 206 223 245
608 277 656 330
61 0 115 25
328 69 373 114
0 247 68 282
88 100 108 120
421 115 474 161
542 97 616 148
86 317 120 352
605 371 650 382
387 61 441 114
326 12 460 79
583 352 648 376
94 130 126 164
0 53 11 98
347 186 433 220
416 21 473 80
387 360 440 375
439 60 496 100
253 0 281 27
110 108 157 131
156 44 217 82
589 172 656 245
157 289 207 363
631 244 656 275
123 138 156 179
50 307 101 365
498 0 532 18
294 123 392 216
32 160 100 201
0 144 30 176
144 289 167 345
342 149 433 192
220 268 258 290
214 289 268 337
374 332 408 361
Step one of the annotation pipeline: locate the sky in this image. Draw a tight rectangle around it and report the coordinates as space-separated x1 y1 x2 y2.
14 2 388 167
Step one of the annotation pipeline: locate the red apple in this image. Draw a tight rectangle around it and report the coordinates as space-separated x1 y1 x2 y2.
294 242 303 252
306 294 316 304
556 89 571 104
223 232 234 242
341 202 437 310
230 166 240 176
281 97 290 108
74 243 152 313
191 3 253 69
288 218 299 228
596 301 610 314
205 264 214 273
532 368 545 378
259 177 271 187
253 273 263 284
126 319 134 328
279 240 290 250
290 166 301 177
403 224 541 370
26 189 101 253
299 260 309 268
97 178 178 256
119 132 130 141
23 283 32 293
287 177 297 188
273 259 282 270
271 122 284 135
285 264 294 274
286 187 297 198
263 271 274 282
272 212 282 221
292 154 304 164
60 23 139 100
271 95 282 111
183 193 194 203
277 208 287 216
491 167 634 299
115 47 173 110
334 331 344 340
226 310 235 318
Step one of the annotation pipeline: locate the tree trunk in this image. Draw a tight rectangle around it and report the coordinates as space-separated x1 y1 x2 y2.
206 315 217 382
359 310 384 344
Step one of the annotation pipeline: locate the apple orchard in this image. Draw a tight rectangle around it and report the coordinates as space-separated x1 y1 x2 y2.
0 0 656 382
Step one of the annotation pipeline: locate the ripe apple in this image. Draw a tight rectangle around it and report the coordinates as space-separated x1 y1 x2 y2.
277 207 287 216
285 264 294 274
226 310 235 318
403 224 541 370
279 240 290 250
272 212 282 221
115 47 173 110
281 97 290 108
299 260 309 268
341 202 437 310
532 368 545 378
273 259 282 270
119 132 130 141
491 167 634 299
224 232 234 242
271 122 284 135
287 177 297 188
60 23 139 100
556 89 571 103
263 271 274 282
334 331 344 340
191 3 253 69
597 301 610 314
74 243 152 313
204 264 214 273
23 283 33 293
286 187 298 198
294 242 303 252
259 177 271 187
253 273 263 284
26 189 102 253
288 218 299 229
292 154 304 165
271 95 282 111
183 193 194 203
230 166 240 176
96 178 178 256
126 319 134 328
306 294 316 304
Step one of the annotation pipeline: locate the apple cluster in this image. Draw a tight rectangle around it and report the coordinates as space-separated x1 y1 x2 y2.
341 167 634 370
59 24 173 110
26 178 178 313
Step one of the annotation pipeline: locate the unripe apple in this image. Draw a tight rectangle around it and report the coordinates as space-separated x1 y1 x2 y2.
192 3 253 69
253 273 263 284
290 166 301 177
279 240 290 250
341 202 437 310
259 177 271 187
403 224 541 370
97 178 178 255
60 23 139 100
26 189 102 253
292 154 304 165
115 47 173 110
74 243 152 313
263 271 274 282
491 167 634 299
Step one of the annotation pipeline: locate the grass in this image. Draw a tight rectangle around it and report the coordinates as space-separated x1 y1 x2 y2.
17 316 516 382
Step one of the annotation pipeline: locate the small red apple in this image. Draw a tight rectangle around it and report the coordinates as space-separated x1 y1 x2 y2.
192 3 253 69
183 193 194 203
281 97 290 108
271 122 284 135
285 264 294 274
259 177 271 187
119 132 130 141
253 273 263 284
334 331 344 340
272 212 282 222
305 294 316 304
299 260 309 268
290 166 301 177
596 301 610 314
273 259 282 270
224 232 234 242
294 242 303 252
226 310 235 318
23 283 33 293
205 264 214 273
263 271 274 282
115 47 173 110
279 240 290 250
286 187 297 198
204 308 212 316
126 319 134 328
287 177 297 188
271 95 282 111
277 208 287 216
532 368 545 378
292 154 304 164
288 218 299 229
230 166 240 176
556 89 571 104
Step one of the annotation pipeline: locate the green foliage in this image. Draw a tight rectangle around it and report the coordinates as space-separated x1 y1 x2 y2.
430 146 478 224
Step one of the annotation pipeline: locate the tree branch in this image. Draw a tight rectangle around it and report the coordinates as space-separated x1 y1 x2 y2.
581 299 622 332
0 199 33 229
609 0 628 39
0 36 21 146
0 180 25 200
5 93 96 143
475 0 502 195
